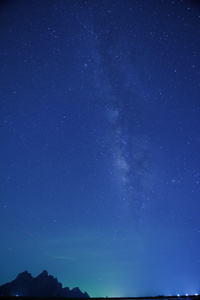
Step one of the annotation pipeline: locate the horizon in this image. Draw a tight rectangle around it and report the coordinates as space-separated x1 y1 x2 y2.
0 295 200 300
1 270 200 299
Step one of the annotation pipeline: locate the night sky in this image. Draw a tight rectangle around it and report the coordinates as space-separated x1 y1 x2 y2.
1 0 200 297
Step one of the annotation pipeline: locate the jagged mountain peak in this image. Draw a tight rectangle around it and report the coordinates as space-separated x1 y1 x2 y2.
40 270 48 277
16 270 32 280
0 270 90 298
35 269 49 279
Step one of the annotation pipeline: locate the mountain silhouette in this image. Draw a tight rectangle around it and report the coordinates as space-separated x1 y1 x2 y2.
0 270 90 297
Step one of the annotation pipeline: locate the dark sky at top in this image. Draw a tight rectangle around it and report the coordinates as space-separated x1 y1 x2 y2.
0 0 200 297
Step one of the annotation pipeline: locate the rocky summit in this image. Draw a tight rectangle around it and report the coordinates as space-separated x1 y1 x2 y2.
0 270 90 298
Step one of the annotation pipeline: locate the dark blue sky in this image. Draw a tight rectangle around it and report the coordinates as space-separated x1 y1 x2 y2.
0 0 200 297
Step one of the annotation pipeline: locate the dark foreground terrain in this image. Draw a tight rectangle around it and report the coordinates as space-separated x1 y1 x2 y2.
0 271 89 298
0 271 199 300
1 295 200 300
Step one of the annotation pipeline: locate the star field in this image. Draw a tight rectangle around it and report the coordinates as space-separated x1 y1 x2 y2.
0 0 200 297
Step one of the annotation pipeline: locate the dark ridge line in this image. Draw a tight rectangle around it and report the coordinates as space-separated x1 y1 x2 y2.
91 297 200 300
0 296 200 300
92 296 200 299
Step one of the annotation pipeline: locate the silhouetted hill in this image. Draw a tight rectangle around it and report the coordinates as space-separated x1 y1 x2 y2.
0 270 90 298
